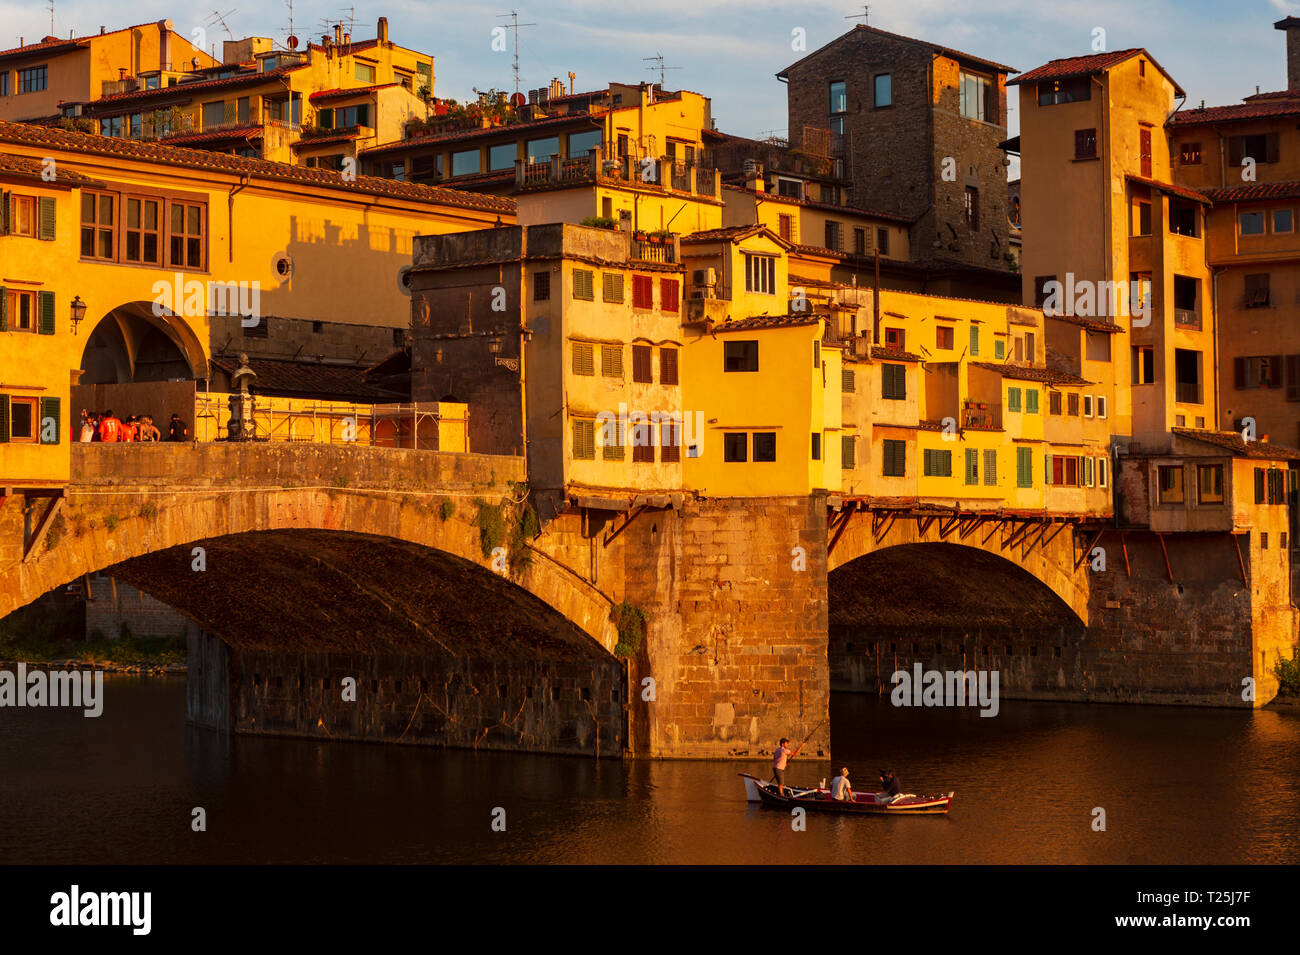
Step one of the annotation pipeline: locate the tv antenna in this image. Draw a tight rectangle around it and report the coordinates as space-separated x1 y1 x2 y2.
496 11 535 95
48 0 55 35
206 9 238 41
845 5 869 24
643 53 681 87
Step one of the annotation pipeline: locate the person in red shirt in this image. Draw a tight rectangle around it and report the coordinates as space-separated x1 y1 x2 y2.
120 416 137 442
98 410 121 443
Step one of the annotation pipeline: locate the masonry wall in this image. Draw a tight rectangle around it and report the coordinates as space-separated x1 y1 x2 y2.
187 628 231 732
227 648 624 756
85 577 192 640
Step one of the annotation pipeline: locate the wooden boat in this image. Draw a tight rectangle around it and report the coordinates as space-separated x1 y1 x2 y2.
739 773 954 815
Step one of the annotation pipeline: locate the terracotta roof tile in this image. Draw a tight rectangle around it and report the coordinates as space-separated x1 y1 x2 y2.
1171 427 1300 459
710 315 822 332
1011 50 1138 84
158 125 263 146
1167 100 1300 127
0 152 105 187
1125 174 1211 205
970 361 1091 386
309 83 399 103
291 128 365 149
1044 312 1125 333
0 120 515 214
209 355 401 402
1202 180 1300 203
361 114 589 157
722 184 914 224
90 65 305 108
872 347 924 362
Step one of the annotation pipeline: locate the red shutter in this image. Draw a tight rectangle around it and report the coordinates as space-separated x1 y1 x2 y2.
660 277 679 312
633 275 653 309
632 345 653 383
659 347 679 385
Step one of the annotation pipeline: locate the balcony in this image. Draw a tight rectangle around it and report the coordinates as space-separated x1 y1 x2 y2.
1173 309 1201 330
515 148 720 199
963 400 1001 430
630 234 678 264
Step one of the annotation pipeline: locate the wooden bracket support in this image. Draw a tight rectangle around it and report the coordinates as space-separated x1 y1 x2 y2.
23 494 65 563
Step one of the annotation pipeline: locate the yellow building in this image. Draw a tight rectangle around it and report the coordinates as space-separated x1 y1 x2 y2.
0 119 513 490
0 20 217 122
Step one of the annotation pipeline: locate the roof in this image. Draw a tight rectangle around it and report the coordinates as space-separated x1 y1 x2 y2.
1124 174 1211 205
291 128 365 150
778 24 1016 79
0 121 516 215
708 315 822 332
872 348 924 362
970 362 1091 386
309 83 399 103
1044 312 1125 334
1167 99 1300 128
679 224 793 249
722 184 915 224
89 65 306 109
1203 180 1300 203
1009 49 1184 98
1171 427 1300 460
209 355 401 402
361 113 593 158
0 152 105 187
158 125 263 146
0 36 85 61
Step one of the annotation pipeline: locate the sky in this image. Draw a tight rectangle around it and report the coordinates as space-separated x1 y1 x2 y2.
3 0 1299 145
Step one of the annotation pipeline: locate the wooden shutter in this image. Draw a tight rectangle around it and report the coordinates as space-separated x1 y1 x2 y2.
602 272 623 303
0 191 8 235
39 396 61 444
965 449 978 485
38 196 56 240
1287 355 1300 401
0 286 7 332
969 325 979 356
1228 136 1245 167
572 342 594 375
842 367 855 393
1139 127 1152 177
632 344 653 383
0 395 8 442
632 275 653 309
659 347 678 385
573 269 593 300
1267 132 1281 164
1026 389 1038 414
1234 357 1246 389
572 419 594 459
1255 468 1265 504
660 278 679 313
842 435 855 469
38 290 55 335
601 344 623 378
1270 355 1284 388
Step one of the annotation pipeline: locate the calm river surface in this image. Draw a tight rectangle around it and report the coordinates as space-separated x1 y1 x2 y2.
1 677 1297 864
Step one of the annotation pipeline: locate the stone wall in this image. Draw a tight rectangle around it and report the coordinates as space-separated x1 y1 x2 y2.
84 577 191 640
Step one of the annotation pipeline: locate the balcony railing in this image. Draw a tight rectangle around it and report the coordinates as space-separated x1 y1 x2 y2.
516 148 720 198
963 401 1001 430
1173 308 1201 330
631 237 677 263
1175 382 1202 404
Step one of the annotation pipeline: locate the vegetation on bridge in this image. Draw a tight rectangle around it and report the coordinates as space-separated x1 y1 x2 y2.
0 594 185 667
1275 654 1300 697
611 601 648 658
472 482 540 577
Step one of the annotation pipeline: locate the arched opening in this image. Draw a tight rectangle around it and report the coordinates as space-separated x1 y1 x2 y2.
78 303 206 384
829 542 1085 697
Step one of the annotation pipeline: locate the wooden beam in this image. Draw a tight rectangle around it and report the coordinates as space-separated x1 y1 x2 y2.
1042 521 1068 549
1074 526 1106 571
916 514 936 538
1233 533 1248 586
874 510 898 543
937 512 961 540
1025 521 1050 554
602 504 648 548
827 502 857 556
1003 520 1034 551
981 518 1006 546
958 515 981 540
1156 531 1173 583
23 495 65 562
1121 532 1130 577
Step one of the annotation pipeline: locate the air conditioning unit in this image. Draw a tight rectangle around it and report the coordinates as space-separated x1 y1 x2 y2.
692 268 717 286
742 158 763 178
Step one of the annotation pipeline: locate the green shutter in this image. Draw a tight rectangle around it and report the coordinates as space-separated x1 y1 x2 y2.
0 395 8 442
1017 447 1032 488
0 285 7 332
965 448 978 485
1045 453 1054 485
1007 387 1021 412
38 196 56 240
1026 389 1039 414
994 339 1005 360
984 449 997 486
970 325 979 356
39 396 61 444
38 290 55 335
842 435 855 469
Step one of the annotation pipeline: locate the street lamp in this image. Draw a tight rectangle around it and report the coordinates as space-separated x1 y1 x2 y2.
487 337 504 355
69 295 87 334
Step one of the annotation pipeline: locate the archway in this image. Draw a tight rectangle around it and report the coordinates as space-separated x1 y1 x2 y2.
78 302 207 384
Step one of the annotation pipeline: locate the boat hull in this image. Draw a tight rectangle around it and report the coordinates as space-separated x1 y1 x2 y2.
739 773 954 815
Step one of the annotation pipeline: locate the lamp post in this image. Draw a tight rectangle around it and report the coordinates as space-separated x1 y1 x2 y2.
69 296 87 334
227 353 258 440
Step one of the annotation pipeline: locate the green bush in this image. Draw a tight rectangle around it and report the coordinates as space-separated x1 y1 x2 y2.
611 602 648 658
440 499 455 522
1274 652 1300 697
581 216 619 230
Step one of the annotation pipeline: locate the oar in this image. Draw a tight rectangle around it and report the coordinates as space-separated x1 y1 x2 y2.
789 718 826 760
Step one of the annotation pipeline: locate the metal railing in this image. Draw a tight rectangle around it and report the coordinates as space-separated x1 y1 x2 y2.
1173 309 1201 330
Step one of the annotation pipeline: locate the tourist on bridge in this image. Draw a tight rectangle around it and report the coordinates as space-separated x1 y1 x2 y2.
877 769 902 804
167 413 190 442
138 416 161 442
772 738 793 796
830 767 854 801
120 416 137 442
98 410 121 443
78 410 95 443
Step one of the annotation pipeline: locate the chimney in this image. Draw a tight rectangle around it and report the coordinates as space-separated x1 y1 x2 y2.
333 24 343 46
568 71 575 95
377 17 389 44
1275 17 1300 90
158 19 172 72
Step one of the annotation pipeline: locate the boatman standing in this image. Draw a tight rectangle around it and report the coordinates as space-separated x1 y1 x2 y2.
830 767 854 801
772 738 793 795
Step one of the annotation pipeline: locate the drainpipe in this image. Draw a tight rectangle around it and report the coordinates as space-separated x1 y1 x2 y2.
227 173 250 262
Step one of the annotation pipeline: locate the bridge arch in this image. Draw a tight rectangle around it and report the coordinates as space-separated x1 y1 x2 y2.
79 301 208 384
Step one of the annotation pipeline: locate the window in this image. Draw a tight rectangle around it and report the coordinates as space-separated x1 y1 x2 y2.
1038 77 1091 106
169 202 204 269
336 105 373 129
1025 389 1039 414
569 129 602 156
965 186 979 232
853 228 866 255
744 254 776 294
355 62 377 83
1135 201 1152 236
964 449 979 485
124 197 162 264
1097 395 1108 418
1228 133 1279 166
1234 355 1281 389
811 433 822 461
1244 273 1270 308
3 397 36 441
526 137 559 164
829 81 847 115
1288 355 1300 402
778 213 795 241
842 435 856 470
825 220 843 251
1132 346 1155 385
1085 331 1111 362
1275 209 1294 234
80 192 115 260
877 228 890 255
632 426 655 462
1157 465 1184 504
1049 391 1062 415
1084 458 1095 487
1007 387 1021 413
533 271 550 301
572 342 594 376
3 289 36 332
753 433 777 462
0 73 6 96
660 347 679 385
994 339 1005 360
819 184 837 204
660 420 681 462
1174 349 1201 404
724 433 748 462
724 340 759 372
881 439 906 477
18 65 47 94
968 324 980 356
1180 142 1202 165
660 278 679 313
881 363 906 400
632 344 653 383
1074 128 1097 160
201 102 227 129
488 143 515 171
960 71 993 121
936 326 954 350
923 449 952 477
8 195 36 237
601 345 623 378
1197 464 1224 504
1139 126 1152 178
842 367 855 393
984 449 997 486
884 327 905 350
572 269 594 301
813 340 821 368
602 272 624 304
1240 211 1266 235
1016 447 1032 488
601 419 624 461
451 149 481 177
874 73 892 108
1083 395 1094 417
572 419 595 459
1067 393 1079 416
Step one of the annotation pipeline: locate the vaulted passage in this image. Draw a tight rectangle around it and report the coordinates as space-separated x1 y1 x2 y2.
829 543 1086 697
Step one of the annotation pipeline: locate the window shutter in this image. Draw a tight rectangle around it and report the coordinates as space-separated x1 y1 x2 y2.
1270 355 1284 388
0 191 9 235
1288 355 1300 401
841 435 855 469
39 396 61 444
842 367 855 393
1267 132 1281 164
38 196 56 240
984 449 997 485
572 342 594 375
965 449 978 485
632 344 653 382
0 285 7 332
602 344 623 378
1255 468 1265 504
1045 453 1054 485
1228 137 1245 167
1234 357 1246 389
660 278 679 313
38 290 55 335
659 347 679 385
969 325 979 356
0 395 8 442
1026 389 1039 414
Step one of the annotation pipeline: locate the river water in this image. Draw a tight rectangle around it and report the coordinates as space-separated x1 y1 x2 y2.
1 676 1296 864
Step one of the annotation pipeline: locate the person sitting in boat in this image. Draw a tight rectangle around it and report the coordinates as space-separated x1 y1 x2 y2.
877 768 902 804
772 738 792 796
830 768 854 801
